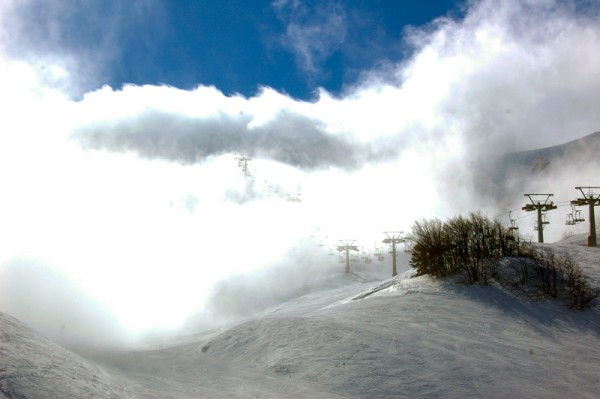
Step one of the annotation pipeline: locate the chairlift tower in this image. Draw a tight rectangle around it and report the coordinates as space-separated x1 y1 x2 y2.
522 194 557 243
571 187 600 247
235 155 253 178
383 231 404 277
337 240 359 274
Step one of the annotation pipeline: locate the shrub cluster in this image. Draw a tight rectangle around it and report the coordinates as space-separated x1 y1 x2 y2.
408 212 518 283
407 212 599 308
515 244 598 309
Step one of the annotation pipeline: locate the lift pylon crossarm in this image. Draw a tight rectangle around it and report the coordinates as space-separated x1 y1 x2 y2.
571 199 588 206
521 204 557 211
336 245 359 252
524 193 554 205
382 238 405 244
576 186 600 199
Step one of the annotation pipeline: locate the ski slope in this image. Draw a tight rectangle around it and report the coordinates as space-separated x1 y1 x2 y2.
2 236 600 398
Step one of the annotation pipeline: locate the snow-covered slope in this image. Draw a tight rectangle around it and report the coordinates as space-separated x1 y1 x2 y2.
2 239 600 398
0 312 131 398
201 270 600 398
501 131 600 175
0 311 350 398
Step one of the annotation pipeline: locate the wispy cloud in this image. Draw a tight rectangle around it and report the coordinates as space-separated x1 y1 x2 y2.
273 0 348 77
0 0 164 96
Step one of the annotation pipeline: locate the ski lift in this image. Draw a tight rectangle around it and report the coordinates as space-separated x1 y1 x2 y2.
362 249 373 264
542 213 550 225
286 193 302 202
574 209 585 223
507 223 519 241
374 246 385 261
508 212 519 232
565 213 576 226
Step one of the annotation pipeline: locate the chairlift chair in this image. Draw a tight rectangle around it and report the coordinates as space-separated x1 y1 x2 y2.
565 214 576 226
542 213 550 225
507 212 519 230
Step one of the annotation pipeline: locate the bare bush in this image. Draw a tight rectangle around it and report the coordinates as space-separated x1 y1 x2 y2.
407 213 599 309
408 212 517 283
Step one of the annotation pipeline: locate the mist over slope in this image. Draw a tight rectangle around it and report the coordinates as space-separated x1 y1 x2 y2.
477 130 600 207
1 131 595 351
2 236 600 398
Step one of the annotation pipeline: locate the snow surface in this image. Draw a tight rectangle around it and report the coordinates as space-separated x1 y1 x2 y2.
2 236 600 398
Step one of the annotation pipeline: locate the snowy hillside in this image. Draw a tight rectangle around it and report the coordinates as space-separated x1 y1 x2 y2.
0 312 131 398
502 131 600 174
479 130 600 205
2 237 600 398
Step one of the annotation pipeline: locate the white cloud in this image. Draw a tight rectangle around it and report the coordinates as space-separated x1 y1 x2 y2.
1 0 600 341
71 86 365 170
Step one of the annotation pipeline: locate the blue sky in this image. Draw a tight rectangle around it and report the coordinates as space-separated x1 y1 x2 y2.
5 0 463 99
2 0 600 342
